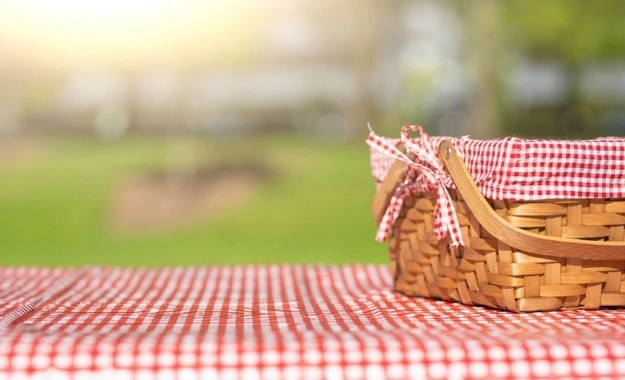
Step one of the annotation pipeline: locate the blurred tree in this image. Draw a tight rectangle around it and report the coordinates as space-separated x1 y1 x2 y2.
504 0 625 63
502 0 625 136
464 0 504 138
307 0 409 137
432 0 506 138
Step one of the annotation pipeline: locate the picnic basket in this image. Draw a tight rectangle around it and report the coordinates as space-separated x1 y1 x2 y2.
368 125 625 312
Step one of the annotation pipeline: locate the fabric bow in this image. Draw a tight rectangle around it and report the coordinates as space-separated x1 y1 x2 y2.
367 125 464 248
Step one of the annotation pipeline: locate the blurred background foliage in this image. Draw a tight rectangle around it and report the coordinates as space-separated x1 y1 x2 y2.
1 0 625 266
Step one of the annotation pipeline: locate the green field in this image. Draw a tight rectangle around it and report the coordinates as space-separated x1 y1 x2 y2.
0 134 387 266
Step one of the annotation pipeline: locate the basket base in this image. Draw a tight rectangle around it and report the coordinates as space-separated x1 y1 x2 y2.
389 191 625 312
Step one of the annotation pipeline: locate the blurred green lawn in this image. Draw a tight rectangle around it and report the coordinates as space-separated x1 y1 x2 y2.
0 134 387 266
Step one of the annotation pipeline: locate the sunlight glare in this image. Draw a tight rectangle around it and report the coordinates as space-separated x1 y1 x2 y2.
23 0 169 21
0 0 261 70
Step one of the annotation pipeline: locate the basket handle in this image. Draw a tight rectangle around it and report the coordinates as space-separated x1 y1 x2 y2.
371 160 406 224
371 141 407 224
437 140 625 260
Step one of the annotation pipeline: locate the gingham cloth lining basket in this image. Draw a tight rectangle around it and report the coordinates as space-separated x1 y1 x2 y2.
369 126 625 312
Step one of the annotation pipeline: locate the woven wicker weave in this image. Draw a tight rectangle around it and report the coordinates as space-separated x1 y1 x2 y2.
374 140 625 312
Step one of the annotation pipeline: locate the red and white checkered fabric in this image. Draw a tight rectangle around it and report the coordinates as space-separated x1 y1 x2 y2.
367 126 464 247
3 265 625 379
369 125 625 243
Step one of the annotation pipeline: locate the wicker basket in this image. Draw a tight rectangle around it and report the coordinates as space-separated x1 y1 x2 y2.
372 136 625 312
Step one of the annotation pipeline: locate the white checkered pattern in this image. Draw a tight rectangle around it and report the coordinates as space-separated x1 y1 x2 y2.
369 125 625 244
3 265 625 379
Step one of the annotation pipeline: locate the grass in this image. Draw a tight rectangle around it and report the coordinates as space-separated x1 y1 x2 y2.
0 134 387 266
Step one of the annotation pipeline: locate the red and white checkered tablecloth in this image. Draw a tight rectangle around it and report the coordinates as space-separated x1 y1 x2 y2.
3 265 625 380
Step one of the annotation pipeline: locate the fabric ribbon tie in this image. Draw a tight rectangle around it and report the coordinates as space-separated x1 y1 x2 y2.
367 125 465 248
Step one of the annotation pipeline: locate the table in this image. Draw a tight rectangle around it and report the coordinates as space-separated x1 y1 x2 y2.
2 265 625 379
